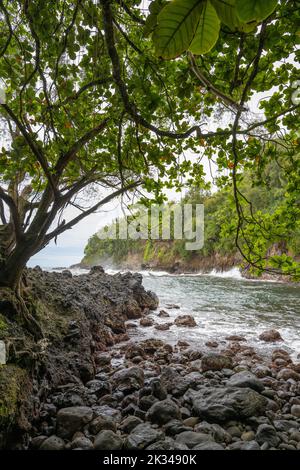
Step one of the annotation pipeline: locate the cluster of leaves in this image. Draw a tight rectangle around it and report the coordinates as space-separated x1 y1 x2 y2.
0 0 299 282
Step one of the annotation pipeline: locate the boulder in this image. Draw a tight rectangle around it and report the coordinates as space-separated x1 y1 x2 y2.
125 299 142 319
251 365 272 378
85 379 111 398
139 394 158 411
259 329 283 342
190 387 267 422
229 440 260 450
147 399 181 425
40 435 65 450
89 265 105 274
138 339 166 355
201 353 233 372
158 310 170 318
155 323 172 331
125 344 146 359
140 317 154 327
89 416 116 434
174 315 197 327
226 371 264 392
277 368 300 381
161 369 203 397
205 341 218 348
70 436 93 450
150 378 168 400
164 420 191 436
175 431 214 449
119 416 143 433
126 423 163 449
146 439 175 450
225 335 246 342
195 422 232 444
94 430 123 450
291 405 300 418
255 424 279 447
92 405 122 423
112 367 144 393
56 406 93 439
94 353 111 368
274 420 299 432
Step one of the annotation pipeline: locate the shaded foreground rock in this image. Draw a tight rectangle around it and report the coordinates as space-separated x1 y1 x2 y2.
40 435 65 450
56 406 93 439
147 399 181 425
175 431 214 448
126 423 163 449
190 387 267 422
2 268 300 452
94 430 123 450
226 371 264 392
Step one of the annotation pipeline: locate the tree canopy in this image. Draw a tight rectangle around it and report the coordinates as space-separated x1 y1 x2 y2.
0 0 299 288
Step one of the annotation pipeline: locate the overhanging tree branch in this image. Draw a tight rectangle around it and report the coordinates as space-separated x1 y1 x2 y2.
188 53 245 112
0 103 59 195
0 0 13 58
43 180 141 244
0 186 22 240
54 118 109 176
48 77 112 110
101 0 208 140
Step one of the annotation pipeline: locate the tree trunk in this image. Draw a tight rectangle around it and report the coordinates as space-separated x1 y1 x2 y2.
0 239 44 340
0 238 38 290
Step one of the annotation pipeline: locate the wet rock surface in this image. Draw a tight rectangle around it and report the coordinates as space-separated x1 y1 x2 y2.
28 325 300 451
1 268 300 451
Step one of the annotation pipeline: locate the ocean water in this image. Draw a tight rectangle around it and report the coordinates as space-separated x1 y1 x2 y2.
50 267 300 359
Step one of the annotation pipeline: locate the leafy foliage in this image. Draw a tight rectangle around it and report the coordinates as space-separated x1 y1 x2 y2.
0 0 299 286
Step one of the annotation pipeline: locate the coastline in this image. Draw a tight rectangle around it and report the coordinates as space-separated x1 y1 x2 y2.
0 267 299 450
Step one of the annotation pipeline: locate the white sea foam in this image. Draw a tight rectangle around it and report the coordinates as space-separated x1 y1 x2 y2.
207 267 243 280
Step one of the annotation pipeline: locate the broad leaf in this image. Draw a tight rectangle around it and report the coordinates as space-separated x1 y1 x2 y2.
144 0 167 37
189 1 220 55
236 0 277 23
212 0 257 32
212 0 240 30
153 0 204 59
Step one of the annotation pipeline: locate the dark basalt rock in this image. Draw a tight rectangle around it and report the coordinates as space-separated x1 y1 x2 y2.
189 387 267 422
226 371 264 392
126 423 163 449
201 353 233 372
56 406 93 439
146 399 181 425
112 367 144 393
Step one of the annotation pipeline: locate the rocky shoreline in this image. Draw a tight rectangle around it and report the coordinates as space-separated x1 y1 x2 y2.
0 268 300 450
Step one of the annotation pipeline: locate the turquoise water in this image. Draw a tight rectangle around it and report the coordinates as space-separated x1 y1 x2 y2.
136 270 300 358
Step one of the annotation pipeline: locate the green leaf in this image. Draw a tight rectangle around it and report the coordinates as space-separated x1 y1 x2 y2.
211 0 240 29
153 0 204 59
212 0 257 32
236 0 277 23
189 1 220 55
144 0 167 37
